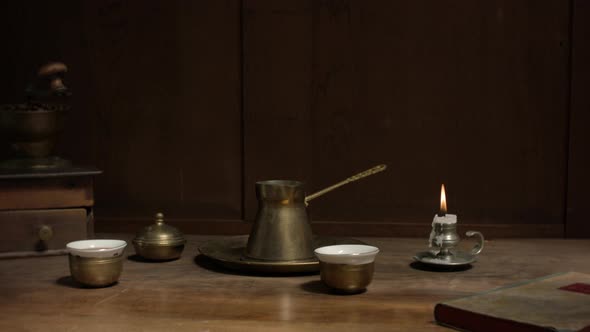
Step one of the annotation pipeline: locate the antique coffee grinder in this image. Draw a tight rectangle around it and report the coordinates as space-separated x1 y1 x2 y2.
0 62 102 258
0 62 71 169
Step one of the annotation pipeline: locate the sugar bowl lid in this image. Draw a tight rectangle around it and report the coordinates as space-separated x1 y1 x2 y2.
133 213 186 246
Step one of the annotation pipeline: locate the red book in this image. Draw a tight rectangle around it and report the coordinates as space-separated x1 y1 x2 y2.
434 272 590 332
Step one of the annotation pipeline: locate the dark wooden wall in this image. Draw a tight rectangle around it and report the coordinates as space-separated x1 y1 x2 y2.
567 0 590 238
0 0 587 237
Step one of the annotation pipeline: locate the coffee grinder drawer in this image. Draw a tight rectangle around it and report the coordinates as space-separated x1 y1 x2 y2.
0 208 91 258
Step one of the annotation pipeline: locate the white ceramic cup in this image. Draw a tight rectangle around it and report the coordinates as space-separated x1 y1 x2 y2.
66 239 127 258
314 244 379 265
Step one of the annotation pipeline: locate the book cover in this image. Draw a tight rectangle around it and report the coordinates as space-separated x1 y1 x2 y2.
434 272 590 332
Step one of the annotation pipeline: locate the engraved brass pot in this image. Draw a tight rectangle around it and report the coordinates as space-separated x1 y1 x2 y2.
69 255 123 287
66 239 127 287
320 262 375 293
315 244 379 293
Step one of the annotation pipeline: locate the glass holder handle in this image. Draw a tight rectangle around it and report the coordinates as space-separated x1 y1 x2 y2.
465 230 484 255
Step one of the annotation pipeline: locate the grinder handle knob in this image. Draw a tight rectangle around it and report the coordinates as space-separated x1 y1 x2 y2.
38 225 53 242
27 62 69 98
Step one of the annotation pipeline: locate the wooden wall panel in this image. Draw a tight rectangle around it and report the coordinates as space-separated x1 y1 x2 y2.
566 0 590 238
73 1 243 221
0 1 243 225
243 1 570 233
242 0 314 219
0 1 579 237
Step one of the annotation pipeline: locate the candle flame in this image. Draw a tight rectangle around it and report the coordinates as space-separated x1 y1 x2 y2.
439 184 447 216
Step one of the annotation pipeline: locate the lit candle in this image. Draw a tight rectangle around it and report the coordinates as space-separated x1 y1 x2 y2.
429 184 457 247
438 184 447 216
433 184 456 224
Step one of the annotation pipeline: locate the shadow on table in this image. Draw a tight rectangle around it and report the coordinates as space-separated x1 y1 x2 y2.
55 276 119 289
127 254 177 263
409 261 472 272
194 254 317 278
300 280 367 296
55 276 79 288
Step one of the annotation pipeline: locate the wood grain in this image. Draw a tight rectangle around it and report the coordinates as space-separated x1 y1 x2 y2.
242 0 315 220
76 1 243 221
243 1 570 228
566 0 590 238
0 177 93 210
0 235 588 331
96 217 563 238
0 1 243 221
0 1 583 237
0 208 89 254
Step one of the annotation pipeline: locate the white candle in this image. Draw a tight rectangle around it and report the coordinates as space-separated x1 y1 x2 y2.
429 184 457 247
429 214 457 247
433 213 457 225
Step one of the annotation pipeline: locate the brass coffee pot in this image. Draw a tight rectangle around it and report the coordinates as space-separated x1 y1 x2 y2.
245 165 387 262
245 180 313 261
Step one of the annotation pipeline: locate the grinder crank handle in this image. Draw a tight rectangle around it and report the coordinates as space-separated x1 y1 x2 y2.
38 62 68 93
26 62 70 99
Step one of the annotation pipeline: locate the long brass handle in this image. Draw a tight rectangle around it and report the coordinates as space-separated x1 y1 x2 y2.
305 164 387 204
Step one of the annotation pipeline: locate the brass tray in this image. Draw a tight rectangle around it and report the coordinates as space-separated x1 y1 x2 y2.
198 235 366 274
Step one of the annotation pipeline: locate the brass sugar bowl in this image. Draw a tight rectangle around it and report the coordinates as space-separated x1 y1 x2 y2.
132 213 186 261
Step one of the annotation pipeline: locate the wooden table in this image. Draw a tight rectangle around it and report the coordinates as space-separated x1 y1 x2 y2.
1 235 589 331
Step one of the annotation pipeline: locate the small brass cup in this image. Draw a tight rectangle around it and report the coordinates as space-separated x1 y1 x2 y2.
319 261 375 293
69 255 123 287
66 239 127 288
315 244 379 293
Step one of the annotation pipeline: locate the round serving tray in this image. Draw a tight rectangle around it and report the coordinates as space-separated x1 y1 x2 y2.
198 235 366 274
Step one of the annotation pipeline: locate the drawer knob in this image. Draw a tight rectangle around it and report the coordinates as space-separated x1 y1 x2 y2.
38 225 53 242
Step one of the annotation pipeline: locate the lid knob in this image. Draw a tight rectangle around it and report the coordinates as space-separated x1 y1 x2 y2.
132 212 185 248
155 212 165 225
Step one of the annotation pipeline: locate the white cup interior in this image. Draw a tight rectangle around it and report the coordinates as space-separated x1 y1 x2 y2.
67 239 127 258
314 244 379 265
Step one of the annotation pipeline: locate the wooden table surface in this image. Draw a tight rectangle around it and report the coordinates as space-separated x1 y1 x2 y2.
1 235 589 332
